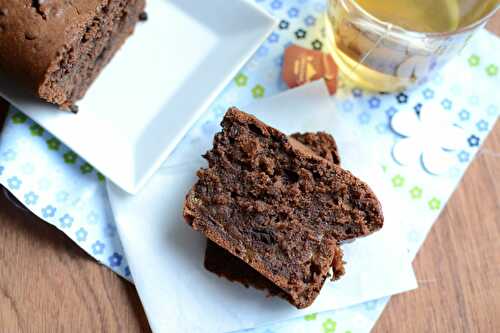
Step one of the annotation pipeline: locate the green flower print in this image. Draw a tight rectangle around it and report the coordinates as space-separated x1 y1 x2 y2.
80 163 94 174
304 313 317 321
467 55 480 67
46 138 61 151
30 124 44 136
323 318 337 333
392 174 405 188
428 197 441 211
12 112 27 124
251 84 265 98
410 186 423 200
234 73 248 87
486 64 498 77
97 172 106 183
63 151 78 164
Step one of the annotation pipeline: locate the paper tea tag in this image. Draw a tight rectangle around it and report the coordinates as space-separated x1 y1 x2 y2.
282 44 338 95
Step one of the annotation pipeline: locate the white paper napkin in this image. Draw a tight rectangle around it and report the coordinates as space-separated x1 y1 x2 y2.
107 81 417 333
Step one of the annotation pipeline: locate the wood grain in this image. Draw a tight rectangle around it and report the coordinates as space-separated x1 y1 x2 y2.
0 12 499 333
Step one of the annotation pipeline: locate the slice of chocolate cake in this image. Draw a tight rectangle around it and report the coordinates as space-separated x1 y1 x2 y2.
183 108 384 308
204 132 343 299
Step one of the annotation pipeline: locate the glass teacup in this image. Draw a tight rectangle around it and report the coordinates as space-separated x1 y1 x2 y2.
326 0 499 92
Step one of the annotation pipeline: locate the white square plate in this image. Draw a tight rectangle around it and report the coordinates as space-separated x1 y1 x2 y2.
0 0 276 193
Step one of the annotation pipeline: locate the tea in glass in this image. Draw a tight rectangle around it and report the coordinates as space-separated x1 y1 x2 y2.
326 0 498 92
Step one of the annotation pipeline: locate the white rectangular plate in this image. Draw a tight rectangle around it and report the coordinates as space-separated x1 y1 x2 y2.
0 0 276 194
107 82 417 333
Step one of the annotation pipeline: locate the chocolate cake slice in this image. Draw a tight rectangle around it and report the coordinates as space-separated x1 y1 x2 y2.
204 132 343 299
0 0 145 109
183 108 384 308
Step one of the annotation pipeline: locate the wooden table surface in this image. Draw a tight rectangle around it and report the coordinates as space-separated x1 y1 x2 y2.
1 15 499 333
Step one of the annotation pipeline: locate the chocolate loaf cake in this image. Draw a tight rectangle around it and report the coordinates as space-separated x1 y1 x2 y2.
0 0 145 110
184 108 384 308
205 132 343 299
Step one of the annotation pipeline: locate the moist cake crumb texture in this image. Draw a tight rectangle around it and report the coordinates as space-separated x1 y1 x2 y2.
184 108 383 308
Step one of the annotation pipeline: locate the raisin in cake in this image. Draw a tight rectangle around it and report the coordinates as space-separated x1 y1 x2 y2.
0 0 145 110
183 108 384 308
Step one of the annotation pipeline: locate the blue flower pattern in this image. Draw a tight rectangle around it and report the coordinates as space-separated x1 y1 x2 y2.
267 32 279 43
467 135 480 147
304 15 316 26
24 191 39 205
386 107 398 119
441 98 452 110
287 7 299 18
459 109 471 121
422 88 435 100
368 97 381 109
358 112 371 124
59 214 74 229
270 0 282 10
458 151 470 163
476 120 488 132
41 205 56 218
7 176 22 190
352 88 363 98
75 228 88 242
104 223 117 237
108 253 123 267
91 241 105 255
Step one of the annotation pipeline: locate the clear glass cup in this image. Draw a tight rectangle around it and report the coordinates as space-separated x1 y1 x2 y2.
325 0 499 92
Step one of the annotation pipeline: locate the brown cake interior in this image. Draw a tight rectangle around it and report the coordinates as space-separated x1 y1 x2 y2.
184 108 383 308
38 0 145 108
204 132 344 298
290 132 341 165
204 240 345 304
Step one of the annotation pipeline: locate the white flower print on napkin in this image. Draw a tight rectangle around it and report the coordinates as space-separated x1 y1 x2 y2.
391 102 466 175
